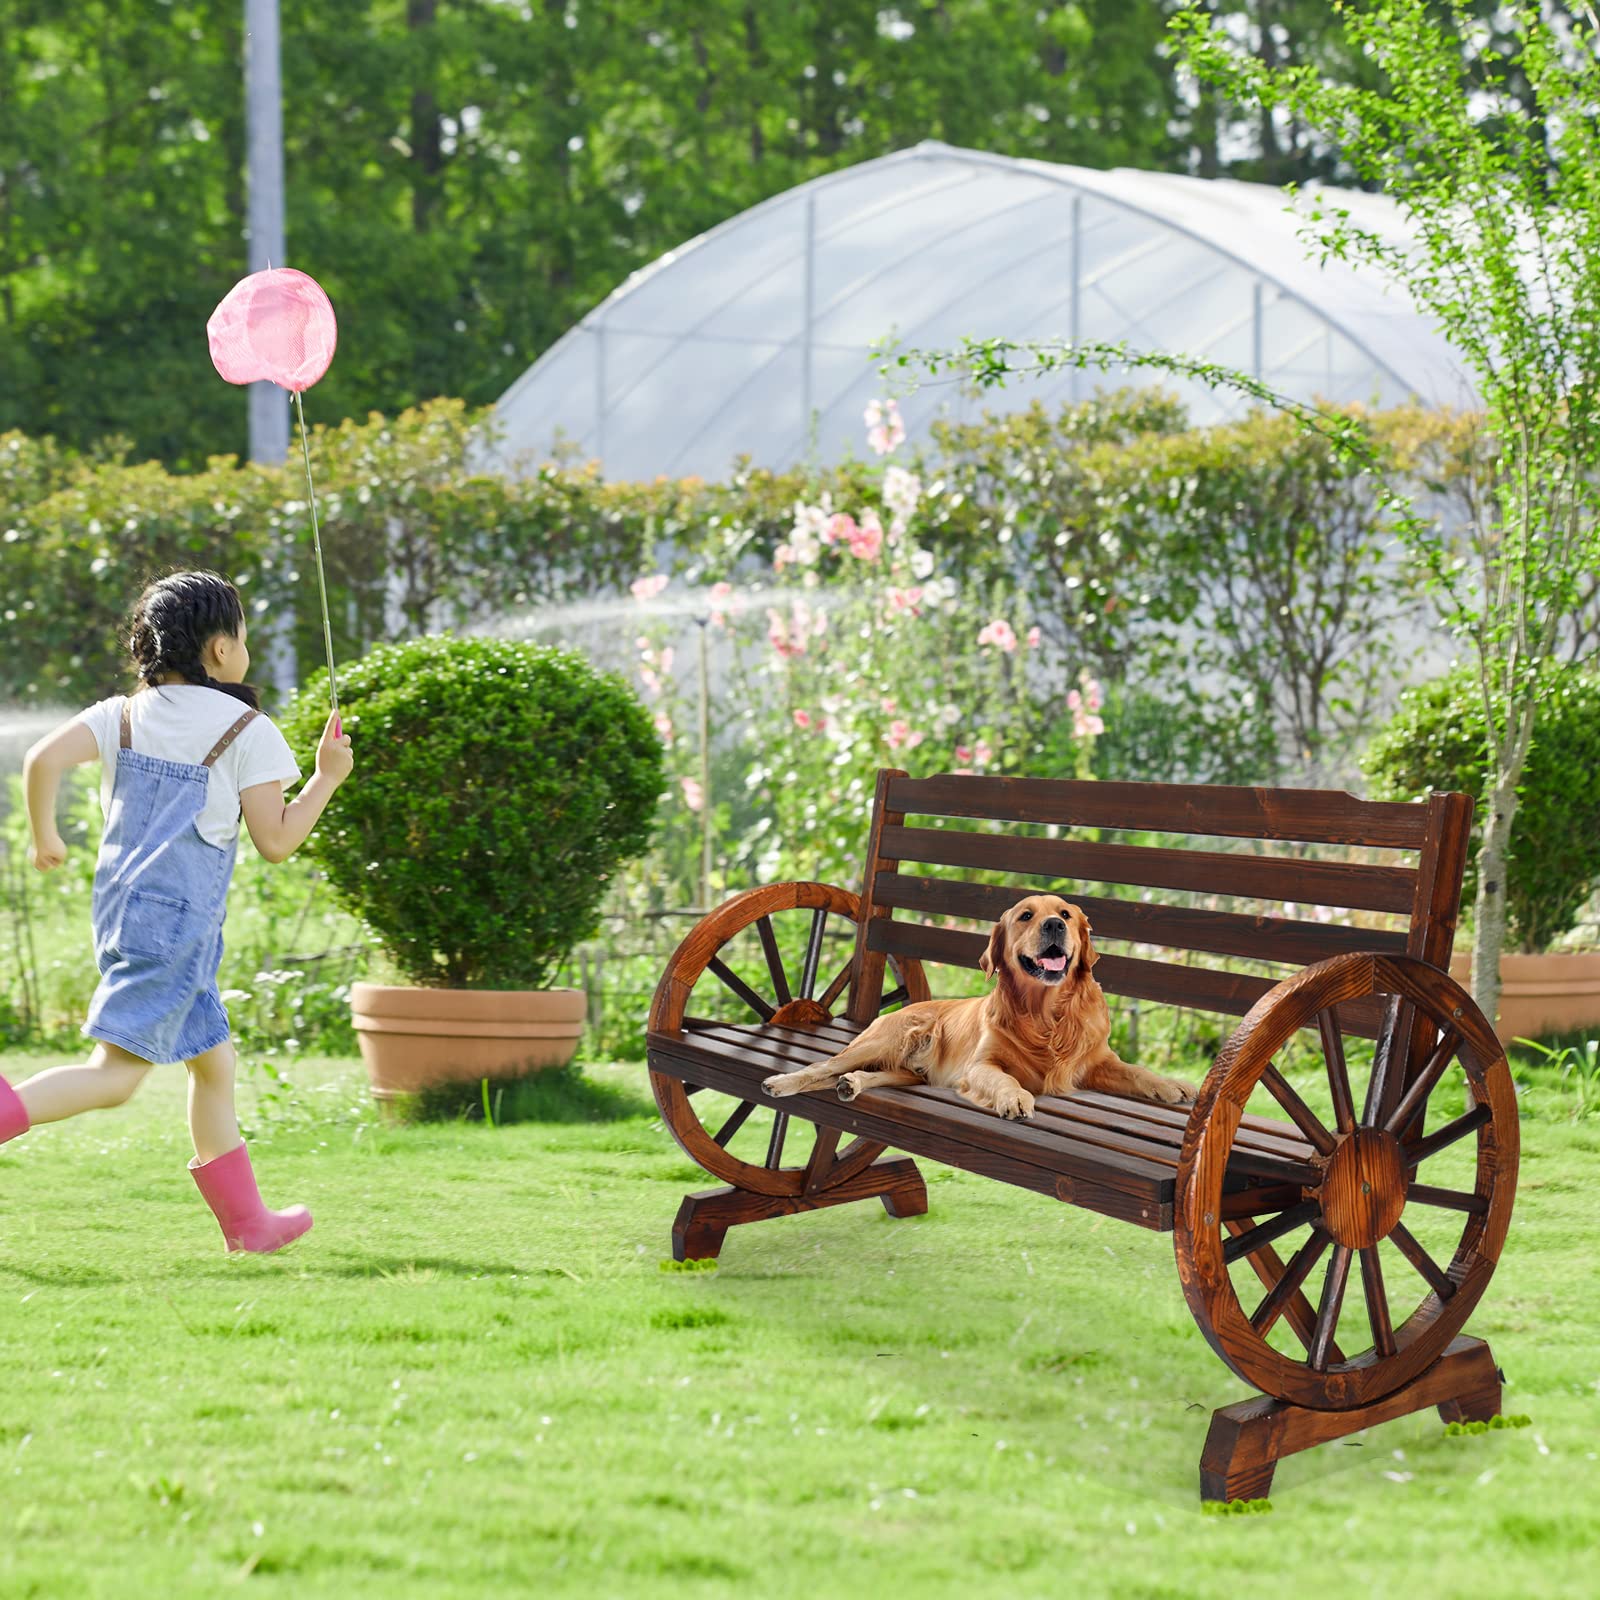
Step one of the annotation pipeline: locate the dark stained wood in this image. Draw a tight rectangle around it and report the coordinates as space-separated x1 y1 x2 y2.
847 767 908 1025
1384 1029 1462 1140
1258 1065 1338 1155
1318 1127 1408 1249
1247 1228 1331 1339
1404 1104 1492 1169
1388 1220 1456 1299
886 774 1432 848
1318 1009 1358 1135
1405 1183 1488 1217
1224 1218 1341 1361
649 1034 1173 1229
1200 1336 1503 1501
872 871 1409 967
755 915 792 1005
1360 1245 1397 1357
671 1160 928 1261
879 824 1420 915
1222 1202 1320 1266
802 1124 842 1193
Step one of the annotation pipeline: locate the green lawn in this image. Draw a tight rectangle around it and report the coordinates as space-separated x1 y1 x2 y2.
1 1052 1596 1599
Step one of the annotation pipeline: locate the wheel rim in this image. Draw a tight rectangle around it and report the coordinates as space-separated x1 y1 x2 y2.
1175 953 1518 1411
649 884 929 1197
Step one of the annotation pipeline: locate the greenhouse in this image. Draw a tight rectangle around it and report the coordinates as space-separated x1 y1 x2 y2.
488 140 1471 481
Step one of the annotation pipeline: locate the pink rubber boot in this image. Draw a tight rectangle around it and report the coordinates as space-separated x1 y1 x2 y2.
0 1073 29 1146
189 1143 312 1254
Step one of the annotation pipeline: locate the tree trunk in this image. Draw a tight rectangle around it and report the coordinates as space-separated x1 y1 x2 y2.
1470 771 1520 1029
408 0 441 233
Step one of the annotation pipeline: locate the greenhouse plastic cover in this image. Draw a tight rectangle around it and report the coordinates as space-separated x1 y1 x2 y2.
488 142 1473 482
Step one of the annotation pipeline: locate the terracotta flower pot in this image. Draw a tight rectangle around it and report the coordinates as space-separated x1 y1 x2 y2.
1448 950 1600 1044
351 982 587 1101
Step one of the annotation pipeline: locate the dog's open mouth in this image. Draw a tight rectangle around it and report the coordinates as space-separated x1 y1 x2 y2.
1017 944 1070 983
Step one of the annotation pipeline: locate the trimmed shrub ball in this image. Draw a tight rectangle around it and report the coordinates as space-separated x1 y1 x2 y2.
278 635 665 989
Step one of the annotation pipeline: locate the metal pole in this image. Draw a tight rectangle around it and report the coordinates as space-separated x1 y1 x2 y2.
1252 278 1264 382
244 0 289 466
1069 193 1082 404
697 617 712 911
801 194 816 457
244 0 296 702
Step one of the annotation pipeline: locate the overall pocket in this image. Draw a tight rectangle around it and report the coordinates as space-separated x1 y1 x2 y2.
117 890 190 959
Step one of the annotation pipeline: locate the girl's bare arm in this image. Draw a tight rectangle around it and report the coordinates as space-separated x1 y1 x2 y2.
240 713 353 863
23 719 100 871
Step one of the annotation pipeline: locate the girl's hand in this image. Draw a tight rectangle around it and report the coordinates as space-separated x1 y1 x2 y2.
31 832 67 872
316 712 354 786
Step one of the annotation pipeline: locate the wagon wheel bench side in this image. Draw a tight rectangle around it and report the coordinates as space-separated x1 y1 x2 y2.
643 770 1517 1503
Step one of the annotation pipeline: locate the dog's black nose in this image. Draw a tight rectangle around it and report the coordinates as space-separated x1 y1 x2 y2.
1041 915 1066 936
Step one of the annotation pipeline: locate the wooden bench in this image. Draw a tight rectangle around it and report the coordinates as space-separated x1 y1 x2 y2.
645 770 1517 1502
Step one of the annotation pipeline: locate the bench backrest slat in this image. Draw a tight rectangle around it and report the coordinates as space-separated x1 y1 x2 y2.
877 825 1420 916
886 775 1431 849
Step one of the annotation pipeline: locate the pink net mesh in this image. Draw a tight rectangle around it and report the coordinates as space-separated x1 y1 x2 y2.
207 268 337 393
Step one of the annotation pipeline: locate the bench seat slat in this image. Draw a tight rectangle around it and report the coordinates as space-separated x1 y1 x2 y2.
887 775 1430 849
649 1023 1324 1228
879 825 1419 915
864 920 1391 1038
873 872 1409 968
649 1033 1174 1227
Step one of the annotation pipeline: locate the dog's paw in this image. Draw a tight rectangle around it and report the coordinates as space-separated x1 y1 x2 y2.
837 1071 868 1103
1150 1075 1198 1105
763 1072 801 1097
993 1082 1036 1120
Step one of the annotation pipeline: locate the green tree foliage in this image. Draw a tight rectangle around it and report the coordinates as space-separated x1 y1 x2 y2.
275 634 665 989
1365 666 1600 953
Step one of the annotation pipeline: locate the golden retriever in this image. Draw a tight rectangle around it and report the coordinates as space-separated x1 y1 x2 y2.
762 894 1196 1117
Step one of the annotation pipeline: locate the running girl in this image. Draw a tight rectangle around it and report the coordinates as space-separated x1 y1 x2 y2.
1 570 353 1253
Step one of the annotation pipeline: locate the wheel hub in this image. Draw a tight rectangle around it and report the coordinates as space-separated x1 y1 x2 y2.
1319 1126 1407 1248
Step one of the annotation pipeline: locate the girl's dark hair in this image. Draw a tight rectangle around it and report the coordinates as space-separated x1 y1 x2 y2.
127 570 260 711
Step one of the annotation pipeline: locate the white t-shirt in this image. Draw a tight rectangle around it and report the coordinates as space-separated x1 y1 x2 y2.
76 686 302 849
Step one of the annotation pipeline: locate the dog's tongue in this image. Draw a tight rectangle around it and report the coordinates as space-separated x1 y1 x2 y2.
1037 953 1067 972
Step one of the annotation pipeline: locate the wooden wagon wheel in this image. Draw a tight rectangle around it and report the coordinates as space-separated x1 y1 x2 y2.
647 882 931 1199
1175 952 1517 1412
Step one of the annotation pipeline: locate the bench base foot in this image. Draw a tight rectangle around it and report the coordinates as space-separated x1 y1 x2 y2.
672 1158 928 1261
1199 1334 1503 1502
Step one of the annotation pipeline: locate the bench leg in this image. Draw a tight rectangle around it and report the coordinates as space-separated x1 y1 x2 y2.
671 1157 928 1261
1199 1335 1503 1502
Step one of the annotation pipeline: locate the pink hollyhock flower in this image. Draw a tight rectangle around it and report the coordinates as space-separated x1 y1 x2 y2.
974 739 994 767
773 542 795 572
864 398 906 456
654 712 673 740
659 646 674 674
639 667 661 695
793 710 812 729
884 720 923 752
680 776 704 812
824 512 858 548
881 695 898 715
1072 708 1105 739
1080 673 1104 713
1067 688 1082 711
883 464 921 521
708 580 733 628
631 573 668 601
635 635 651 651
955 745 972 764
849 511 883 561
978 620 1018 653
1026 625 1041 649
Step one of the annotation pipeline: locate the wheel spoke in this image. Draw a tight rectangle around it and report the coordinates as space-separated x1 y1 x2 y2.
1404 1103 1491 1169
880 984 910 1011
1249 1227 1332 1338
818 958 853 1013
1259 1064 1338 1156
1317 1010 1357 1135
1384 1030 1461 1140
1222 1200 1321 1266
1358 1246 1396 1357
711 1099 757 1148
1362 995 1408 1125
1405 1182 1488 1216
755 916 792 1006
707 956 775 1022
1309 1244 1353 1371
765 1112 790 1169
1388 1219 1456 1299
799 909 828 999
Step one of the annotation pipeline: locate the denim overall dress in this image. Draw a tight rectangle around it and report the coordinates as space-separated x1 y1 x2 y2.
82 698 258 1065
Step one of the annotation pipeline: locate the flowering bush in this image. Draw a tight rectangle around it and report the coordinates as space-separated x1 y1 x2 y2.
624 406 1106 892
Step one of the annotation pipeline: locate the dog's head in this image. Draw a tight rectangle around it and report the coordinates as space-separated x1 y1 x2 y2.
979 895 1097 991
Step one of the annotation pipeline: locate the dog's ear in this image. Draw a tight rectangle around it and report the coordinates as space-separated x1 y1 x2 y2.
979 919 1006 981
1073 907 1098 972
